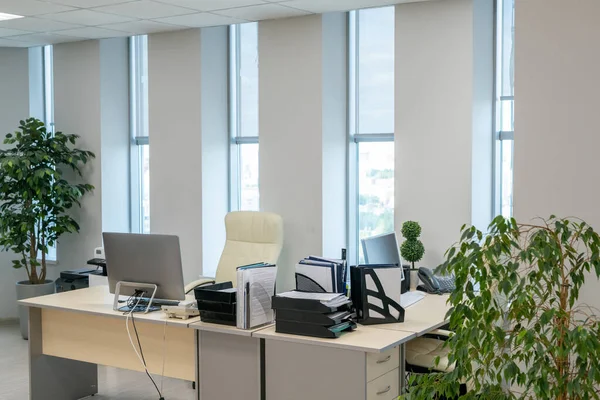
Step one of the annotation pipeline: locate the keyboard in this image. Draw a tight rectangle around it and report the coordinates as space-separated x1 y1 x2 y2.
400 291 425 308
138 298 180 307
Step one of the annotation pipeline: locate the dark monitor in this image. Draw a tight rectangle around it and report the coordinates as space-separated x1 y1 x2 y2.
361 232 405 281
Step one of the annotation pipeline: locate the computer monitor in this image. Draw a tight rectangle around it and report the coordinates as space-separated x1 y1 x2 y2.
103 232 185 301
361 232 405 281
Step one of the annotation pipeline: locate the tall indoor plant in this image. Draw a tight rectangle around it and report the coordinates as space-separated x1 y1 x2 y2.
0 118 94 338
404 216 600 399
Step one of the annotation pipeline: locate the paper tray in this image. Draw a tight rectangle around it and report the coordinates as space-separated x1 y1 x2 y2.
275 320 356 339
275 309 353 327
272 295 351 313
194 282 236 304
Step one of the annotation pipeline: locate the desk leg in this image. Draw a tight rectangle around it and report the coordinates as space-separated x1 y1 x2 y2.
29 307 98 400
399 343 406 394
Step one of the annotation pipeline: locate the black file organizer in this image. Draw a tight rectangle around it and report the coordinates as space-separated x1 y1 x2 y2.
350 265 405 325
272 294 356 338
194 282 237 326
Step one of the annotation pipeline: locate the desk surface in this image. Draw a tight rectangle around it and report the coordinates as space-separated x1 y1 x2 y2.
254 324 415 353
19 286 200 327
373 293 451 336
190 320 272 337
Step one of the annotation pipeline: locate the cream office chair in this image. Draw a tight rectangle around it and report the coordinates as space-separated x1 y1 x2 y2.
184 211 284 293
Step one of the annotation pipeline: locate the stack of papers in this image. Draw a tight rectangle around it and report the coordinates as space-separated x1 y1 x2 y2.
278 291 350 308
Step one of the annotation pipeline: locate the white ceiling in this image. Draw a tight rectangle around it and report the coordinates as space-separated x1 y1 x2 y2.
0 0 414 47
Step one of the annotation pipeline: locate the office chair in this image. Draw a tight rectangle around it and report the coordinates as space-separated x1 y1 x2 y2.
184 211 284 293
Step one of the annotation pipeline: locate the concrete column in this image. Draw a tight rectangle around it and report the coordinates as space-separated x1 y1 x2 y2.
148 27 228 283
53 38 130 273
513 0 600 307
0 48 30 319
394 0 494 267
259 14 348 291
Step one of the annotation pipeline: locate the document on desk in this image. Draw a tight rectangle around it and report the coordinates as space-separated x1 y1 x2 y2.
236 263 277 330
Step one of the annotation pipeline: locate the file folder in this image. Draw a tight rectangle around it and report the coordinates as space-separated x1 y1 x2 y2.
295 256 347 294
236 263 277 329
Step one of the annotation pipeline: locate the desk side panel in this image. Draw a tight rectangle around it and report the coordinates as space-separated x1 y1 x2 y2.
41 308 195 381
265 340 366 400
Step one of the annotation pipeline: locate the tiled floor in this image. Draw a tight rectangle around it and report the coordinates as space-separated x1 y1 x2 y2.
0 321 196 400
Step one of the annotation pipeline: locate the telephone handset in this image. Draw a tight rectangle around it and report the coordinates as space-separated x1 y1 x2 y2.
417 267 455 294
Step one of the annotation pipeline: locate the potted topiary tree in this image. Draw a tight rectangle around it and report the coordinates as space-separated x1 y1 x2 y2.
404 215 600 399
400 221 425 270
0 118 95 339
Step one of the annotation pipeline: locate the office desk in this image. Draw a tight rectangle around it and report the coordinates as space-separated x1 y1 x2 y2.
190 321 270 400
374 293 451 336
19 286 200 400
255 325 415 400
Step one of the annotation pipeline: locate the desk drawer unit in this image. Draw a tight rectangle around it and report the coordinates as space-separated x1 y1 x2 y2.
367 368 399 400
366 347 400 381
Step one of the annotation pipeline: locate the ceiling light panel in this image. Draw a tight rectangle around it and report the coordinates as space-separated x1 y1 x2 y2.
0 12 24 21
0 0 75 17
46 0 137 7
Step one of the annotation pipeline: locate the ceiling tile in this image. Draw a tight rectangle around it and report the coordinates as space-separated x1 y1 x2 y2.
153 0 266 12
0 0 76 17
101 19 184 34
54 26 131 38
214 3 310 21
94 0 196 19
0 38 32 47
46 0 138 7
39 9 137 25
153 12 246 27
0 27 32 37
8 32 81 44
0 17 84 32
283 0 403 13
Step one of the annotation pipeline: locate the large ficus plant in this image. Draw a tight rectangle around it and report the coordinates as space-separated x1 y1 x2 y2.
404 216 600 400
0 118 95 284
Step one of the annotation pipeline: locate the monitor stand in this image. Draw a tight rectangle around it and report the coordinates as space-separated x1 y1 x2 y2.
112 281 158 314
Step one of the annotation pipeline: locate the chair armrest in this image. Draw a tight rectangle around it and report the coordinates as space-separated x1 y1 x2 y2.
184 277 216 294
422 329 452 341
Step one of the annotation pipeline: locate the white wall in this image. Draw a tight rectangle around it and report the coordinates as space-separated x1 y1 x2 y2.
54 38 130 276
148 28 229 284
395 0 493 268
260 14 347 291
513 0 600 307
0 48 31 320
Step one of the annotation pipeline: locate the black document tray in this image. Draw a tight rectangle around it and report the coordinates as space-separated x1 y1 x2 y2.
194 282 236 304
275 320 357 339
276 309 353 326
271 295 351 314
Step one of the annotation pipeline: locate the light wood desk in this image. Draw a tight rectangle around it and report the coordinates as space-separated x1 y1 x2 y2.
373 293 451 336
19 286 200 400
254 325 415 400
190 321 271 400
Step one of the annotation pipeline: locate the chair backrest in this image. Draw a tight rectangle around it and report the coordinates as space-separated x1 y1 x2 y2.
214 211 284 286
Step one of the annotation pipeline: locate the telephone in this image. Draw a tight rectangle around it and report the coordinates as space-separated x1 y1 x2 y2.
417 267 455 294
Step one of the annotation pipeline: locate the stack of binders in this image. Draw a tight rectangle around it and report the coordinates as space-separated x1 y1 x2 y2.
194 282 237 326
272 291 356 338
295 256 347 294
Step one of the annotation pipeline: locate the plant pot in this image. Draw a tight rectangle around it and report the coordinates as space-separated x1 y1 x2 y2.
16 280 55 340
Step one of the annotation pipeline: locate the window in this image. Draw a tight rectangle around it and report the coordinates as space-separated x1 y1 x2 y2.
43 45 57 262
349 7 396 264
230 23 259 211
130 35 150 233
495 0 515 217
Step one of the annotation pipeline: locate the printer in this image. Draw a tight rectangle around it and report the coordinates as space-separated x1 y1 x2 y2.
55 247 107 293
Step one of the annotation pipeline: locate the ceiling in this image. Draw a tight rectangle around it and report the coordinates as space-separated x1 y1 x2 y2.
0 0 415 47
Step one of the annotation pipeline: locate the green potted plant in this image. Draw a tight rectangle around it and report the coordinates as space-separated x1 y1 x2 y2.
404 215 600 399
400 221 425 289
0 118 95 339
